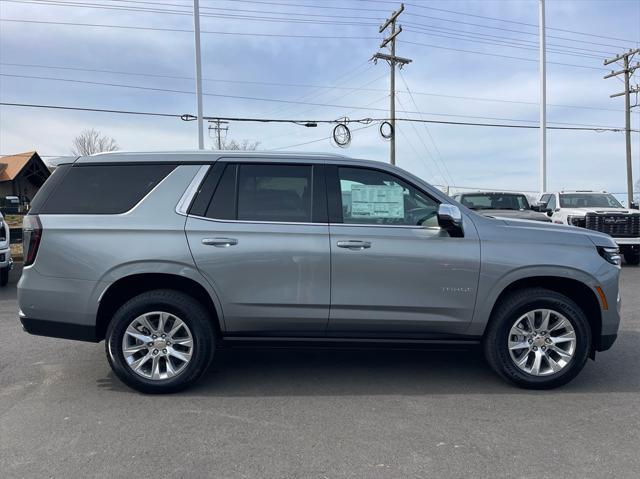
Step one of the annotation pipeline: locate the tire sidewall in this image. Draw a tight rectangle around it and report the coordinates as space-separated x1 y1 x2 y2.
106 291 214 393
492 292 591 388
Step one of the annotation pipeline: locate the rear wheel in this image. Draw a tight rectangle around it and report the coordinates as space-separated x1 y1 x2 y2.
106 289 215 393
483 288 591 389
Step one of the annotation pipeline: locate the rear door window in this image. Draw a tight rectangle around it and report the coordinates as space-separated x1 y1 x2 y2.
237 164 312 222
193 162 326 223
38 164 176 214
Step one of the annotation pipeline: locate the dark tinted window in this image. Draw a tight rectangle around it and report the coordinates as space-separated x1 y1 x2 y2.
559 193 622 208
40 164 175 214
337 167 439 226
459 193 530 210
205 164 237 220
237 164 312 222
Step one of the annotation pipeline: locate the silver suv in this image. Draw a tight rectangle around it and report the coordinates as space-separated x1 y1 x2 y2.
18 151 621 393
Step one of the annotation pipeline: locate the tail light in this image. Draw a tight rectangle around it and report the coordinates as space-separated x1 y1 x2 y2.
23 215 42 266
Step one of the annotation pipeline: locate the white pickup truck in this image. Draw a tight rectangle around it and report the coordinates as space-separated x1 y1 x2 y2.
0 212 12 285
537 190 640 265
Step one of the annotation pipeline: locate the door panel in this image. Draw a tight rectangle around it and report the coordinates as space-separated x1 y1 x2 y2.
185 161 330 335
186 219 330 334
326 164 480 336
328 223 480 335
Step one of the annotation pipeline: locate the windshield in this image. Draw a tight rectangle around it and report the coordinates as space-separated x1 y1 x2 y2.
459 193 530 210
559 193 622 208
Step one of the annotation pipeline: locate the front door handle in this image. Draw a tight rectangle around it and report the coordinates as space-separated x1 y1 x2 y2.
337 240 371 250
202 237 238 247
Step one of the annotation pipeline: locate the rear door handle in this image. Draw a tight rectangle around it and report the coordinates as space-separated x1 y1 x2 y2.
202 237 238 247
337 240 371 250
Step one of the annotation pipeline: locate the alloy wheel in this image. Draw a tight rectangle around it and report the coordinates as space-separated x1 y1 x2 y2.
508 309 577 376
122 311 194 381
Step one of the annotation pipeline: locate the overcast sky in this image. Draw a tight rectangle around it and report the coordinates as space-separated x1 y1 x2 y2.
1 0 639 198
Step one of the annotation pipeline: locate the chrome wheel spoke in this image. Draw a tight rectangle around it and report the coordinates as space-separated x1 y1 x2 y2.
539 310 551 332
172 338 193 348
508 309 576 377
167 347 191 363
123 343 148 355
551 331 576 344
122 311 194 381
509 340 530 351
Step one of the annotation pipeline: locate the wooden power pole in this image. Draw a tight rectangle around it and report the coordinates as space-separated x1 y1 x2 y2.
604 49 640 207
372 3 411 166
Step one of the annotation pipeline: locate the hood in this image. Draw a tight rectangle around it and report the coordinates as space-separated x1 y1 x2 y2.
477 209 551 222
493 217 617 248
559 207 639 216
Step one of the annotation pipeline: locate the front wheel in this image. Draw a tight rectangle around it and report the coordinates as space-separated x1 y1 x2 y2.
106 289 216 394
483 288 591 389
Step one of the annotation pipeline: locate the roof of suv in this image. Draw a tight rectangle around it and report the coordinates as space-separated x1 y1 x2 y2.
74 150 351 164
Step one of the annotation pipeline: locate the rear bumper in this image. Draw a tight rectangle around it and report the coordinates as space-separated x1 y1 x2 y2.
19 316 98 342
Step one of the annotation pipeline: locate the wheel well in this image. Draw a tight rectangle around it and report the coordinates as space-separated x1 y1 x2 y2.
489 276 602 353
96 273 221 341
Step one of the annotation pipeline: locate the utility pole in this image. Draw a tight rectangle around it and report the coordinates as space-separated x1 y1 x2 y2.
539 0 547 197
208 119 229 149
604 48 640 207
372 3 411 166
193 0 204 150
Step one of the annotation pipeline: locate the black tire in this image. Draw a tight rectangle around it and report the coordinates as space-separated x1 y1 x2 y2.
0 266 9 287
105 289 216 394
624 251 640 266
483 287 591 389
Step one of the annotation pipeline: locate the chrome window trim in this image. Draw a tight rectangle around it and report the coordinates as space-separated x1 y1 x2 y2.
186 213 441 230
175 165 210 216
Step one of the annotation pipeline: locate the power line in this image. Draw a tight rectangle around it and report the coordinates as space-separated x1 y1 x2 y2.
399 40 608 71
398 71 455 185
0 18 609 71
0 61 623 113
402 3 638 44
2 102 637 132
0 18 377 39
2 72 625 128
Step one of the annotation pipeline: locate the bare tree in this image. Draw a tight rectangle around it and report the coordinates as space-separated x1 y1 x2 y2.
218 139 260 151
71 129 119 156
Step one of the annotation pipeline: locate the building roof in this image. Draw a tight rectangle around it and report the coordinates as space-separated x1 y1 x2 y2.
0 151 40 181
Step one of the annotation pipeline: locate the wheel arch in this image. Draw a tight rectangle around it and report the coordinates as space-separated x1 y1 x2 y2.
486 275 602 354
96 273 223 341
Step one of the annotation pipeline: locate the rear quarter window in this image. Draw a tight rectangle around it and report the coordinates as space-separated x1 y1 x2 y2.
36 164 176 214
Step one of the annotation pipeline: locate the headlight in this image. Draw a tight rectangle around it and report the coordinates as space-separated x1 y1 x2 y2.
598 246 621 266
567 215 586 227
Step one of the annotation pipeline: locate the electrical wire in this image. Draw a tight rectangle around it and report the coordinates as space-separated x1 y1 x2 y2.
2 102 637 132
0 61 624 113
1 73 625 129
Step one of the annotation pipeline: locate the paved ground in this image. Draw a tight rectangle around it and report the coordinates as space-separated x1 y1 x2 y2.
1 266 638 479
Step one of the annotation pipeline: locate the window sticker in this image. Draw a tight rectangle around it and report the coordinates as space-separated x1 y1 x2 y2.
350 185 405 219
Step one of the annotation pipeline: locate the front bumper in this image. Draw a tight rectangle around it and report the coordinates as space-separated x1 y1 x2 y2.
0 246 12 269
613 237 640 246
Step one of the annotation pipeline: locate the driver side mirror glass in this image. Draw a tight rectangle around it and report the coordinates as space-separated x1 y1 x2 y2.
437 204 464 237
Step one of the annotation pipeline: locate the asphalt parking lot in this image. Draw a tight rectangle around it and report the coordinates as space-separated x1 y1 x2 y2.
1 266 639 479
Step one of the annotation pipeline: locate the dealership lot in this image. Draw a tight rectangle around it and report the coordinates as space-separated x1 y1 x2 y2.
0 266 638 478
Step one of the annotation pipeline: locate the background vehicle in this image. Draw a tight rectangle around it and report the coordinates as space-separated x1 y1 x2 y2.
0 212 11 286
537 190 640 265
452 192 551 222
18 152 621 393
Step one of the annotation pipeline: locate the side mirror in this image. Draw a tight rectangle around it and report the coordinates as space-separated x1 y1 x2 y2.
438 204 464 237
531 204 541 212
